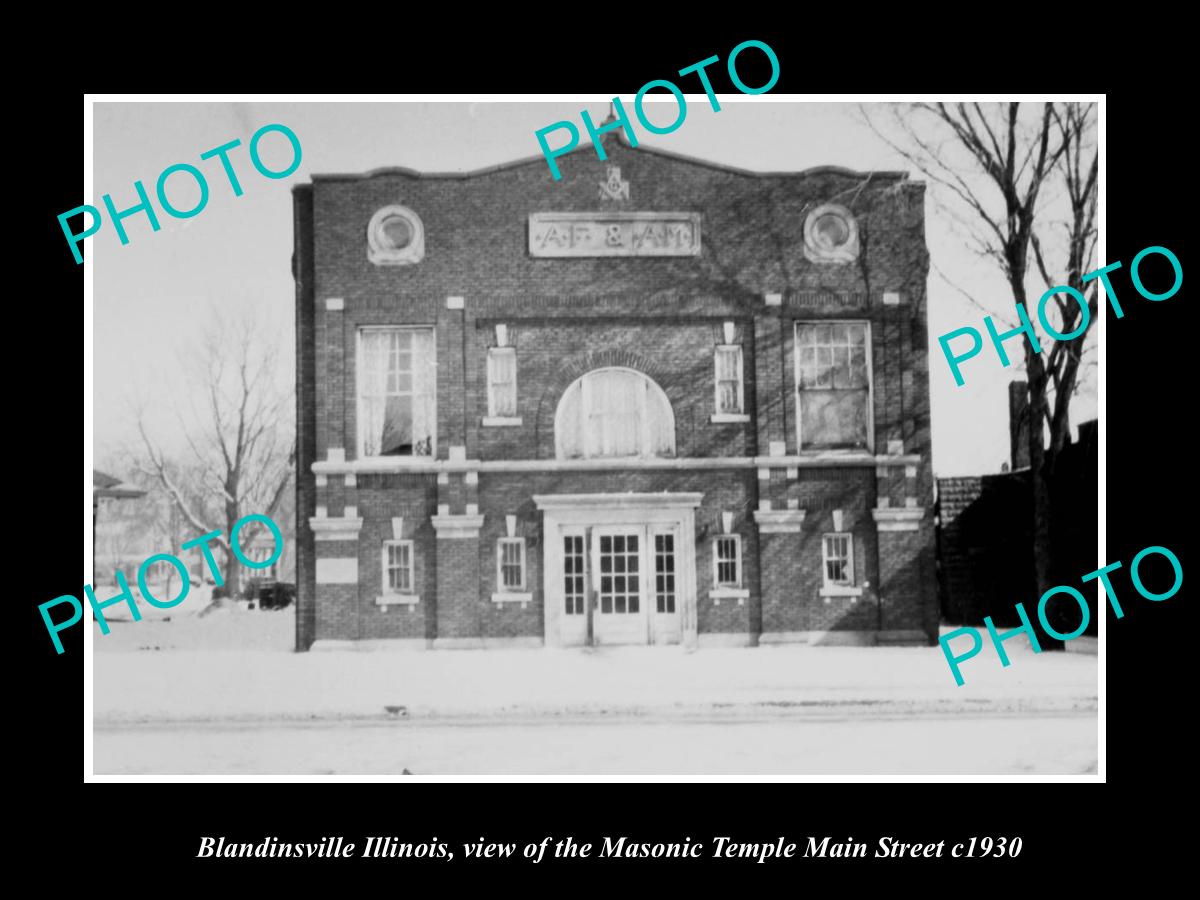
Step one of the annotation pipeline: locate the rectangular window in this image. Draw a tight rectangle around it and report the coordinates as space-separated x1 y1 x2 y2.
498 537 526 591
714 535 741 588
655 532 676 614
563 534 586 615
358 327 436 458
795 321 871 450
487 346 518 418
822 533 854 587
383 540 414 594
714 345 743 415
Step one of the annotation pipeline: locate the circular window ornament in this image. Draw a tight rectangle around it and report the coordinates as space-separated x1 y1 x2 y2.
803 203 859 263
367 205 425 265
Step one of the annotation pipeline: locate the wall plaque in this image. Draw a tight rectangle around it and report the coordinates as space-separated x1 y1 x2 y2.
529 212 701 257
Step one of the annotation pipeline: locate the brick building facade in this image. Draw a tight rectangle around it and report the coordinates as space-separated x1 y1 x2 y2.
291 128 936 651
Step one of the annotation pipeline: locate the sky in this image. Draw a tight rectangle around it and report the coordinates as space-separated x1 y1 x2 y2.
90 99 1099 477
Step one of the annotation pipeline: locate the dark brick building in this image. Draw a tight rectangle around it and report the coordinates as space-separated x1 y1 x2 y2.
936 378 1098 633
291 128 936 650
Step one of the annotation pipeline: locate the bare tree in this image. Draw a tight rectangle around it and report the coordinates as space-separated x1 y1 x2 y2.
864 102 1098 623
135 309 294 595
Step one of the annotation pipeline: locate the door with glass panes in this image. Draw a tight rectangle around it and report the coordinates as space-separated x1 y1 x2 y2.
591 526 647 644
557 523 682 646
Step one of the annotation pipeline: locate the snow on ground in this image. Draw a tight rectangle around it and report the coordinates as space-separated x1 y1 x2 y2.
92 612 1097 724
94 714 1098 776
94 603 293 653
90 579 216 625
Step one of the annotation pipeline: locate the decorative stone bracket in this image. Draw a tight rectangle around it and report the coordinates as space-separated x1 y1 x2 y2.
431 513 485 539
871 507 924 532
753 509 807 533
309 516 364 541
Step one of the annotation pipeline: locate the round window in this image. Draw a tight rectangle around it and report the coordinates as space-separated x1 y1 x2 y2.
813 212 850 249
804 203 859 263
379 215 413 250
367 205 425 265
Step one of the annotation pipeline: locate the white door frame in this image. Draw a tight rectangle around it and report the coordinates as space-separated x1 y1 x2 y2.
534 493 702 649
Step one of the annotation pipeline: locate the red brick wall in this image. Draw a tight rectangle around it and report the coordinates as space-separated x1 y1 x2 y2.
435 534 482 640
293 185 317 650
877 523 936 637
294 136 934 648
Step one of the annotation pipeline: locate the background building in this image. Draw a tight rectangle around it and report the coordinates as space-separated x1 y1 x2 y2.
937 382 1098 633
292 127 936 650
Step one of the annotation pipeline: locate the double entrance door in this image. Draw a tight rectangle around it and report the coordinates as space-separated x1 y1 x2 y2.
559 524 682 646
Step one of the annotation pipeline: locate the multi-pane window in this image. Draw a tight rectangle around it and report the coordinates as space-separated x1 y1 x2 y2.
487 346 518 417
598 534 640 614
714 345 743 415
795 322 871 450
383 540 414 594
563 535 586 615
359 327 436 458
822 533 854 587
655 533 676 614
714 535 741 588
497 538 526 591
555 368 675 460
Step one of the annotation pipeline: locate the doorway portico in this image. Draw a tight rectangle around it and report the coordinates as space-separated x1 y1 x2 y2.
534 493 702 649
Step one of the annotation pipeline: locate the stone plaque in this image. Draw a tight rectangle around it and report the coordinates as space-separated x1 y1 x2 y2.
529 212 701 257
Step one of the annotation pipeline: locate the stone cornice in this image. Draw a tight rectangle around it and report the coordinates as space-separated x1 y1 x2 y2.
431 513 485 539
872 507 925 532
308 517 364 541
533 492 703 511
753 509 808 533
313 454 922 476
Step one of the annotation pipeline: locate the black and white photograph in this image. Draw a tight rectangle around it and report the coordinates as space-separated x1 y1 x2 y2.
81 96 1104 777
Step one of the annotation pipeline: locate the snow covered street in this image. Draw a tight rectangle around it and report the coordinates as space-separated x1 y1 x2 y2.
94 713 1097 775
90 612 1097 775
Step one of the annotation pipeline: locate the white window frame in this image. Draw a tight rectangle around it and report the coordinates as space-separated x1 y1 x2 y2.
554 367 676 460
822 533 855 587
496 537 527 592
713 344 744 416
819 532 863 599
712 534 742 588
356 326 437 461
486 345 519 419
793 319 875 453
381 539 416 596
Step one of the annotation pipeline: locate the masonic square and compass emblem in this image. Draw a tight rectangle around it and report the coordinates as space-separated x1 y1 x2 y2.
599 166 630 202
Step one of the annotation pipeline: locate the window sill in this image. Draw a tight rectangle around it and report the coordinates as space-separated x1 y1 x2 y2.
376 594 420 608
491 592 532 607
795 448 873 457
820 586 863 602
357 455 439 465
709 587 749 606
710 413 750 424
482 417 523 427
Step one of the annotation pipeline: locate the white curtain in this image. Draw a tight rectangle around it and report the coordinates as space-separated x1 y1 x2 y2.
360 329 435 457
556 368 674 459
412 329 435 455
360 332 390 457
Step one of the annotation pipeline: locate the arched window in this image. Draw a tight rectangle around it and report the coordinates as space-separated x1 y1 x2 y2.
555 368 675 460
